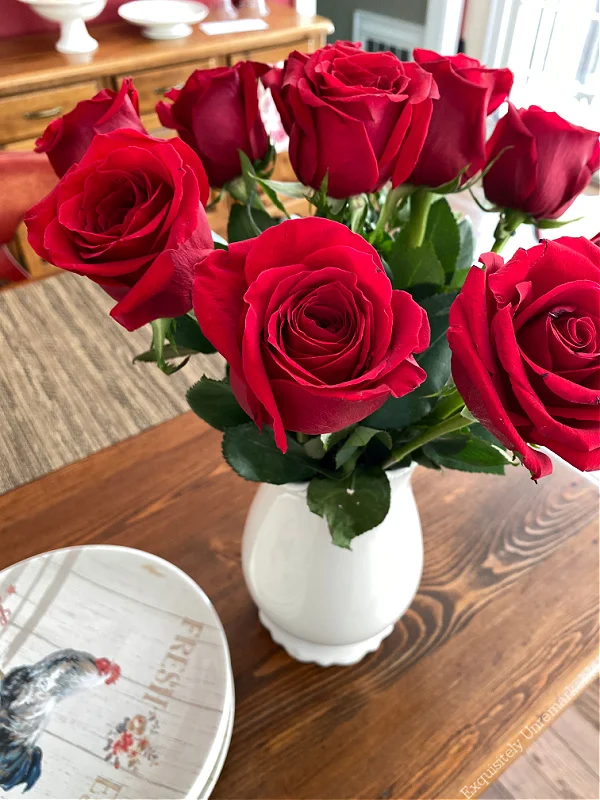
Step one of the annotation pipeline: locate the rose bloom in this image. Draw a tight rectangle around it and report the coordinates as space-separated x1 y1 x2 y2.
194 217 430 451
408 49 513 188
35 78 146 178
262 42 438 198
26 130 213 331
483 105 600 219
156 62 269 187
448 236 600 478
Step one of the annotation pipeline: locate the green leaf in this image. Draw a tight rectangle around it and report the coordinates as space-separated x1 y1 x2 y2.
134 345 196 363
425 198 460 279
536 216 583 229
335 426 382 469
255 177 310 200
364 290 459 429
423 435 511 474
387 240 445 292
172 313 216 354
456 215 476 270
321 428 354 453
417 291 460 394
187 377 250 431
227 203 278 243
222 423 319 484
238 149 258 200
303 436 326 460
257 179 291 219
307 468 391 549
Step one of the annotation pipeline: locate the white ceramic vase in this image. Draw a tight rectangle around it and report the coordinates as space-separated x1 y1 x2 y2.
242 466 423 667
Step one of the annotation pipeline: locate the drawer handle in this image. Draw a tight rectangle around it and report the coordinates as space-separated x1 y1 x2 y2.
24 106 63 120
153 83 184 95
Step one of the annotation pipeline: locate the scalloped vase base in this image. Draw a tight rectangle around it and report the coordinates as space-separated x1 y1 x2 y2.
259 611 394 667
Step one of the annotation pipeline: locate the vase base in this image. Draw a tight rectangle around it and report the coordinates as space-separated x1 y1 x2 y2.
259 611 394 666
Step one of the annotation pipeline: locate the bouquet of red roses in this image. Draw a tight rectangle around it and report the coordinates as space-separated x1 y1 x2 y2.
26 44 600 549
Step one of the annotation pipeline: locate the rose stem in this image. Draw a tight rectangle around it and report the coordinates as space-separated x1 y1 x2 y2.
491 209 527 253
383 412 473 470
371 185 410 242
404 188 434 249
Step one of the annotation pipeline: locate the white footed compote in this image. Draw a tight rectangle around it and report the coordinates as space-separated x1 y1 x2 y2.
18 0 107 55
242 465 423 666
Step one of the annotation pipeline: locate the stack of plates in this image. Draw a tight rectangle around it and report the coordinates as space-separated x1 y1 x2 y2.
0 546 233 799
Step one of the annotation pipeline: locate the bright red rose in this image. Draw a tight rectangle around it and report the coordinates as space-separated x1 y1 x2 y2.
483 105 600 220
194 217 430 451
35 78 146 179
156 62 270 188
25 130 213 331
262 42 438 199
408 49 513 188
448 237 600 478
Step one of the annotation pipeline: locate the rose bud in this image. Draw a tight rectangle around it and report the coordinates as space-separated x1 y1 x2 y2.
448 236 600 478
262 42 439 199
26 130 213 331
483 105 600 220
35 78 146 178
194 216 430 451
156 62 270 188
408 49 513 188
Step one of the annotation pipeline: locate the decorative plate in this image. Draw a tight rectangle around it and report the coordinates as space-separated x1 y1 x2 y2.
0 546 233 799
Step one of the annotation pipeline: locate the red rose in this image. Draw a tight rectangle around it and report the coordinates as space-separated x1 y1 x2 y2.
35 78 146 179
194 217 430 451
262 42 438 199
483 105 600 220
25 130 213 331
156 62 269 188
408 49 513 188
448 237 600 478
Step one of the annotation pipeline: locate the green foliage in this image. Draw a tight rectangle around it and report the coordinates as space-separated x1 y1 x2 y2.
425 198 460 279
387 239 445 292
186 377 250 431
222 423 321 484
456 216 476 270
307 468 391 549
227 203 278 243
172 313 216 354
365 291 459 429
422 433 514 474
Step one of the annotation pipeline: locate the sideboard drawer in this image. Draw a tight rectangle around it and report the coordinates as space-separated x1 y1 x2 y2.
229 38 319 65
0 82 99 145
121 61 218 113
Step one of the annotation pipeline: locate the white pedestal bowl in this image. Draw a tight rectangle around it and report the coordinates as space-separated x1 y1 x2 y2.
18 0 107 55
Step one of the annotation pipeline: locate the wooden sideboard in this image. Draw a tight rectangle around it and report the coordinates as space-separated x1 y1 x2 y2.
0 5 333 281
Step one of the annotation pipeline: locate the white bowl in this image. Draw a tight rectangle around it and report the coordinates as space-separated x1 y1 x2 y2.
119 0 209 39
18 0 107 54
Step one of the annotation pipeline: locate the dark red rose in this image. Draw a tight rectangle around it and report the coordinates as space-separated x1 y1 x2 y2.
483 105 600 220
194 217 430 451
25 130 213 331
156 62 269 188
262 42 438 199
448 237 600 478
35 78 146 179
408 49 513 188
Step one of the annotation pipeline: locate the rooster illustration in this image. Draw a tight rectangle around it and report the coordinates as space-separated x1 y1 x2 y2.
0 649 120 792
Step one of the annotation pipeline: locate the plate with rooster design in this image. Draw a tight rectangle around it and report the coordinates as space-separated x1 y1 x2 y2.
0 545 234 799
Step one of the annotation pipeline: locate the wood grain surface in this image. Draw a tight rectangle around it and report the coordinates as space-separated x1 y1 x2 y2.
0 7 334 97
0 412 598 799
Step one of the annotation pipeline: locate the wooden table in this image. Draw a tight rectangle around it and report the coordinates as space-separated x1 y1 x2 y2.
0 412 598 799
